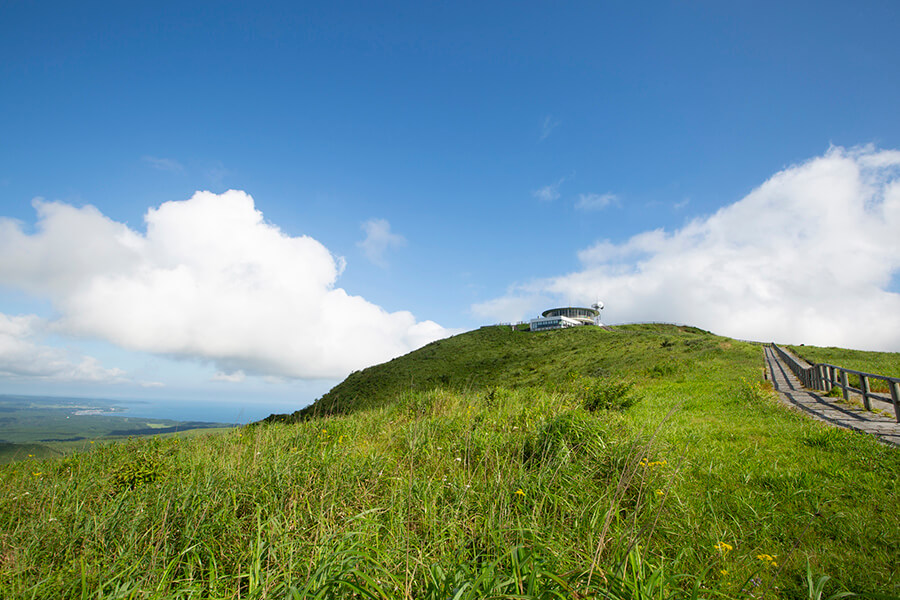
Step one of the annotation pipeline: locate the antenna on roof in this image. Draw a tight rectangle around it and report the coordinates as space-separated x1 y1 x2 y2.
591 299 604 325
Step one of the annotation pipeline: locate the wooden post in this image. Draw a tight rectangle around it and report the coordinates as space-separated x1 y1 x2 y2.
860 374 871 411
891 381 900 423
841 370 849 401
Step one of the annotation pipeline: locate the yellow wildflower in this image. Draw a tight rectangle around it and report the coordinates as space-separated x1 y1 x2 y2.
515 489 525 496
756 554 777 567
714 541 733 554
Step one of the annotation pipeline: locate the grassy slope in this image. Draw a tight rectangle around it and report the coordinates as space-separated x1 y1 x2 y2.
787 345 900 379
2 325 899 599
268 323 715 420
0 427 238 465
786 344 900 396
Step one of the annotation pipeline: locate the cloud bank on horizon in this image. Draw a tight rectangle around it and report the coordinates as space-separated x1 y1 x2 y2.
0 313 126 383
474 146 900 352
0 191 451 381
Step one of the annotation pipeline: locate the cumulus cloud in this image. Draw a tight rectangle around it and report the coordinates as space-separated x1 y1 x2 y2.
474 146 900 351
0 191 451 380
575 192 619 211
357 218 406 267
471 295 550 324
0 313 128 382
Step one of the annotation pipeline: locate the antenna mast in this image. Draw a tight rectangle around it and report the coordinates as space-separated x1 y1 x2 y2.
591 299 604 325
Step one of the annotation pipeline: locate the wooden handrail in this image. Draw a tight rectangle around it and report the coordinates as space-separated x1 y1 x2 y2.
816 363 900 383
770 344 900 423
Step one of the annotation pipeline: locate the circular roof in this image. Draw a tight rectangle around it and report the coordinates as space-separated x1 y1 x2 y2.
541 306 599 318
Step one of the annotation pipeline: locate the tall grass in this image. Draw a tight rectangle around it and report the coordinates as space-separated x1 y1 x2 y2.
787 345 900 393
2 329 899 598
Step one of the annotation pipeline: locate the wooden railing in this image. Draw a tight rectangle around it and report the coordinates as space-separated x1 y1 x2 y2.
770 344 900 422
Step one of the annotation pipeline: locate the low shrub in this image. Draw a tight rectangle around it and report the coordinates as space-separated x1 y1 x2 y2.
110 453 163 491
580 378 637 412
523 411 611 466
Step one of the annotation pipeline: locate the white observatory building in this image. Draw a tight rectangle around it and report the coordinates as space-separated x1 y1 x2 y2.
529 302 604 332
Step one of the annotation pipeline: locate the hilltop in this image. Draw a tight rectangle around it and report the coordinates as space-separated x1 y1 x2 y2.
267 323 720 420
3 323 899 598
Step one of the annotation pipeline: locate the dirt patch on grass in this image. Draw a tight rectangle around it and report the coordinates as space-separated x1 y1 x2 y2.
0 535 16 573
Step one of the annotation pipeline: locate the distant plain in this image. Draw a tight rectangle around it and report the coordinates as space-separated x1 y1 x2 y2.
0 395 236 463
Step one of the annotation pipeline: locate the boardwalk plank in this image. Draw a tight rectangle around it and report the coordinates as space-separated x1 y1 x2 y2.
763 346 900 447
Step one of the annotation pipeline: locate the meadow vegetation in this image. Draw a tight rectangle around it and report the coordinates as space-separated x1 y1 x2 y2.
787 345 900 394
272 324 718 420
786 345 900 379
1 325 898 599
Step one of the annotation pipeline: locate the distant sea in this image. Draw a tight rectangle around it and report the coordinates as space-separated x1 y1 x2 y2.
107 398 270 424
0 394 297 425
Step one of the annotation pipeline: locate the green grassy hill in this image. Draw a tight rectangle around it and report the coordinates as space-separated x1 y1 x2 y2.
0 441 65 463
784 344 900 397
787 344 900 378
2 324 899 599
267 323 720 420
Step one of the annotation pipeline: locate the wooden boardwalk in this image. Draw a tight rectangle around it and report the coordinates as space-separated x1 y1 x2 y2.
763 345 900 447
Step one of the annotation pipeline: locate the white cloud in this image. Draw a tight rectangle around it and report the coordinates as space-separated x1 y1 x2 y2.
471 295 550 324
142 156 184 174
540 115 560 141
0 313 128 382
533 176 567 202
0 191 451 380
533 185 560 202
212 370 246 383
575 192 619 211
357 218 406 267
475 146 900 351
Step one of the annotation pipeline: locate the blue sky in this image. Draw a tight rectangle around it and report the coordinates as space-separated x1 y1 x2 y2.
2 1 899 415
